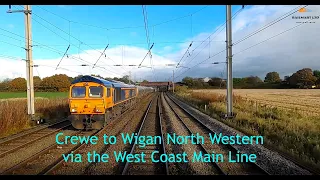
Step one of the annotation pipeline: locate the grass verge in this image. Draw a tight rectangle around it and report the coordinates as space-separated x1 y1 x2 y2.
173 86 320 170
0 92 68 99
0 98 69 138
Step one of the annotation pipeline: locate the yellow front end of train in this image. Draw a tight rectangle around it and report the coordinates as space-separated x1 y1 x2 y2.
68 75 138 130
69 81 112 129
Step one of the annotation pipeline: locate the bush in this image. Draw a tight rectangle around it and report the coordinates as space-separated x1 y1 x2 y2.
0 98 69 138
174 86 189 94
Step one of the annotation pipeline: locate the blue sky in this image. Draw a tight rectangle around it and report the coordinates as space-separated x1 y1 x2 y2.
0 5 241 59
0 5 320 81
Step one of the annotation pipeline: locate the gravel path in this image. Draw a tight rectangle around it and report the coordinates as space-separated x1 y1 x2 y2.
168 93 312 175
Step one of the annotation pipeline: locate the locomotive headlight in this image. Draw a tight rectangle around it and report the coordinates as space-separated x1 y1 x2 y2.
71 108 77 112
95 107 103 113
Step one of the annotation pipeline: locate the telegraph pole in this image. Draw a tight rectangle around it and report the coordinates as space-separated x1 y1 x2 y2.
172 70 175 93
7 5 35 120
226 5 233 118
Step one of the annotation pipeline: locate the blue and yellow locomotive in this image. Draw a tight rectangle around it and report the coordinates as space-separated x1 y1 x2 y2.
68 75 153 130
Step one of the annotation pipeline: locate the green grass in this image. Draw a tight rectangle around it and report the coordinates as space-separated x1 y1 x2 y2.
173 88 320 170
0 92 68 99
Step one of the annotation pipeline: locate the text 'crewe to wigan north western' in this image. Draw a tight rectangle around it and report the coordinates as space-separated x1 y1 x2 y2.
56 132 262 163
55 132 264 146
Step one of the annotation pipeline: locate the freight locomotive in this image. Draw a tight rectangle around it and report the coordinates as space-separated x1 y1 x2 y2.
68 75 154 130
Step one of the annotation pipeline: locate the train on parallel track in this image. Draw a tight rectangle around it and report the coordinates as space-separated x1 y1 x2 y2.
68 75 154 130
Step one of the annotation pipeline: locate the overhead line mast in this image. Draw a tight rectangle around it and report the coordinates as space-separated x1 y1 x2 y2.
225 5 233 118
7 5 35 121
225 5 245 118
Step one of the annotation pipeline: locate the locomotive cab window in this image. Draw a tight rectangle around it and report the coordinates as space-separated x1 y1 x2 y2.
89 86 103 98
107 88 111 97
72 86 86 98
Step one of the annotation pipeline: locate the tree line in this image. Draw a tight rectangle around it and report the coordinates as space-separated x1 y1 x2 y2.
0 67 319 92
181 68 320 89
0 74 136 92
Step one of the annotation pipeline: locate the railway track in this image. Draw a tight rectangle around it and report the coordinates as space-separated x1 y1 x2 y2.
1 93 153 175
164 92 270 175
1 129 99 175
0 120 71 158
121 94 168 175
169 93 319 175
46 93 155 175
4 91 315 175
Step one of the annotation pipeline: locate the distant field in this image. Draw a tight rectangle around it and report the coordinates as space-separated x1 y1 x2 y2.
193 89 320 114
0 92 68 99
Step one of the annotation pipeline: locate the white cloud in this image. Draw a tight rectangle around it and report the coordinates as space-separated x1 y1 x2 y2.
0 60 25 80
0 45 176 82
1 5 320 82
171 5 320 80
